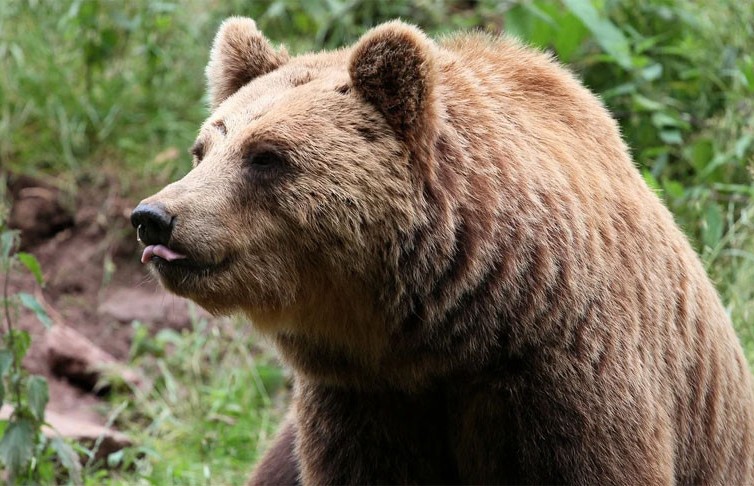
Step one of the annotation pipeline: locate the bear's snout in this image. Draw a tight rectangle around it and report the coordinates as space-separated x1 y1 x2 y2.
131 202 174 247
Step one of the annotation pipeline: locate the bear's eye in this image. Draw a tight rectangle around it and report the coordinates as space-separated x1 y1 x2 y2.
245 150 286 171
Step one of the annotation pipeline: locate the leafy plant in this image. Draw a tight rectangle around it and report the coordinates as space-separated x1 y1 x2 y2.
0 191 80 483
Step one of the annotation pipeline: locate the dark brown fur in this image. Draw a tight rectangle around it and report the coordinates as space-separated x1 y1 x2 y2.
135 17 754 485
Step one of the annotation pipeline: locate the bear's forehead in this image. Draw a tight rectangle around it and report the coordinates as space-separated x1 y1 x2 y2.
208 54 351 128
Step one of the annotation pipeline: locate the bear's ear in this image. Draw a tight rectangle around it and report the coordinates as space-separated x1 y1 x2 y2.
206 17 289 110
349 21 438 146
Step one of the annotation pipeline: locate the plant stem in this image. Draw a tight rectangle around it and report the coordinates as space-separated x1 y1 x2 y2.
3 252 22 410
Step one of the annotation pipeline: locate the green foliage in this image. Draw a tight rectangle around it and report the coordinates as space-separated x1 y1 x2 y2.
561 0 632 69
51 435 84 484
705 202 754 369
224 0 484 51
0 419 35 475
0 188 79 483
0 1 212 188
502 0 754 253
17 292 53 329
100 318 287 484
26 375 49 421
17 253 44 287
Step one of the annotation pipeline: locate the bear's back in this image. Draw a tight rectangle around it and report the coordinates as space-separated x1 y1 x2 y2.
401 34 754 482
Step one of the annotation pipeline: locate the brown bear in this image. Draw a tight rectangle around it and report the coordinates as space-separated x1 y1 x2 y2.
131 17 754 485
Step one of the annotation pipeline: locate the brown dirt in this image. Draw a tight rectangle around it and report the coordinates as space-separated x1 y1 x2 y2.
5 174 205 428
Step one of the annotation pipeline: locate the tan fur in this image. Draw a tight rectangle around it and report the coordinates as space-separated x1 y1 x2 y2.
136 18 754 485
206 17 289 109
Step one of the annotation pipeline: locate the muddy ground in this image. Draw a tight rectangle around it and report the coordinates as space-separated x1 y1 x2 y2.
5 174 205 435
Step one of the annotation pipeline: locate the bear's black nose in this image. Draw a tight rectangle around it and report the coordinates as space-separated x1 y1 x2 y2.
131 203 174 246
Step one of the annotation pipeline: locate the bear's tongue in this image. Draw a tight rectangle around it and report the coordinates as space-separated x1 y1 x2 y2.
141 244 187 264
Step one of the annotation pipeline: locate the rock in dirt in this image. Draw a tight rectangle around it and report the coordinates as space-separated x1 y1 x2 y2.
98 286 208 329
0 405 131 460
8 177 75 249
44 324 147 393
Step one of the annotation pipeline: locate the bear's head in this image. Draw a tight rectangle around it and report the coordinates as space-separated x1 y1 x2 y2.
132 18 439 340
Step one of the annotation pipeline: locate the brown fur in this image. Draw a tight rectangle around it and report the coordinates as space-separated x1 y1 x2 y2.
135 17 754 485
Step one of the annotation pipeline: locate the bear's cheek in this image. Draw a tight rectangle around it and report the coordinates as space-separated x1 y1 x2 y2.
152 252 297 315
155 205 303 312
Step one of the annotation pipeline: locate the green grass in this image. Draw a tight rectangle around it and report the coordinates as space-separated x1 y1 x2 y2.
96 315 288 485
1 0 752 483
0 1 212 192
707 201 754 368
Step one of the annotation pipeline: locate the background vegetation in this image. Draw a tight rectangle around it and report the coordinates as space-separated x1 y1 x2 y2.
1 0 752 483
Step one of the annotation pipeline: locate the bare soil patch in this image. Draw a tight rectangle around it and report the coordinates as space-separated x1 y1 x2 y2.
6 174 205 442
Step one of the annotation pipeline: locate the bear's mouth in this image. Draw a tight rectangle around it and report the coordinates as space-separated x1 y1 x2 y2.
142 244 230 280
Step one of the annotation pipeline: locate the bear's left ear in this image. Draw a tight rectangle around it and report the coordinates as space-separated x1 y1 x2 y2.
206 17 289 110
349 21 438 148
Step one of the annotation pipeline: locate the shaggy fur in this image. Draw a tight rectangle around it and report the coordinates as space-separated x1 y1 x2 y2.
135 17 754 485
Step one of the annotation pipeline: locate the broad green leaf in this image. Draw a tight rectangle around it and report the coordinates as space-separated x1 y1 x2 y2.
107 449 124 468
641 170 661 193
526 9 558 48
7 330 30 361
689 139 713 173
739 57 754 87
651 112 688 130
26 376 48 421
734 134 752 160
600 82 636 100
0 350 12 375
17 252 44 287
522 1 557 25
504 4 534 41
640 63 663 81
1 231 16 261
50 436 82 485
18 293 53 329
632 94 664 111
551 11 589 62
663 179 685 200
0 418 35 473
562 0 633 70
659 129 682 145
702 204 724 249
507 2 559 49
699 153 731 181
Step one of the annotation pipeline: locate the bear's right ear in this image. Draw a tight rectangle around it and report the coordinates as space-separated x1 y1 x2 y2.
349 21 438 149
206 17 289 110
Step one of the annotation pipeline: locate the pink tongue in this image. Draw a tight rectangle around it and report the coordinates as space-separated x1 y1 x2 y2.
141 244 187 264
